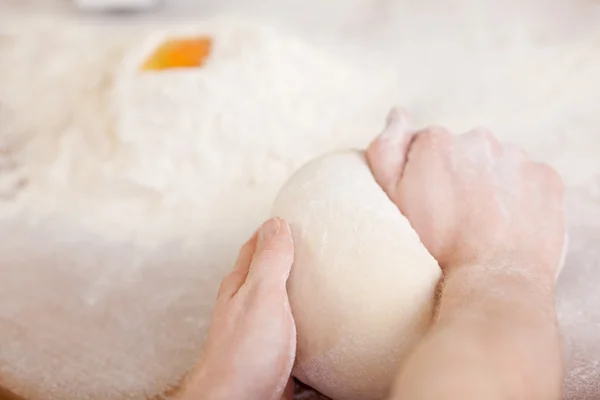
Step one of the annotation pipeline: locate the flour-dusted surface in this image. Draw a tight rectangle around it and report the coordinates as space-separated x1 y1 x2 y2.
0 1 599 399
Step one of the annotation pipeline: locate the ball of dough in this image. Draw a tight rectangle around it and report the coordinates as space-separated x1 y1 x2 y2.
271 150 442 400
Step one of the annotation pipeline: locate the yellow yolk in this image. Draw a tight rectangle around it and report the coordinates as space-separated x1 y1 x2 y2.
141 37 212 71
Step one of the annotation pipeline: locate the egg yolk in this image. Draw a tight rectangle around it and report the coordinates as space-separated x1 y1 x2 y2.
141 37 212 71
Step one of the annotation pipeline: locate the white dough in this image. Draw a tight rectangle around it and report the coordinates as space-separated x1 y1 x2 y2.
271 150 442 400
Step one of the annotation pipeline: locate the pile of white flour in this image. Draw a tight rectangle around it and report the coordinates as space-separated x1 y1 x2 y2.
0 1 599 399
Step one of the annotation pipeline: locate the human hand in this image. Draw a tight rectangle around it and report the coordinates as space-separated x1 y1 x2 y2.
367 109 565 286
175 218 296 400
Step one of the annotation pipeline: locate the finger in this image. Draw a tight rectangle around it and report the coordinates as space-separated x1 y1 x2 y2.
216 233 258 300
411 126 453 147
528 162 565 196
246 217 294 290
366 107 414 194
405 126 453 166
396 126 453 214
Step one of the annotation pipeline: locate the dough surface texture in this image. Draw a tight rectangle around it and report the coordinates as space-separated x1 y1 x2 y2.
271 150 442 400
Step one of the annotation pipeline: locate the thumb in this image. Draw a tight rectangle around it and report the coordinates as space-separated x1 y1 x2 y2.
246 218 294 290
366 107 414 196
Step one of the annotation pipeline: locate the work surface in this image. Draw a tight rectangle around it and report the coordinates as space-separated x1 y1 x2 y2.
0 1 599 400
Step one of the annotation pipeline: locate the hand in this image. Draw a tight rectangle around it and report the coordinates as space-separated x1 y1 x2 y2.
368 110 565 400
175 218 296 400
367 109 565 286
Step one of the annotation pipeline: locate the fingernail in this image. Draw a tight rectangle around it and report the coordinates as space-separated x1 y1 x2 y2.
258 218 281 250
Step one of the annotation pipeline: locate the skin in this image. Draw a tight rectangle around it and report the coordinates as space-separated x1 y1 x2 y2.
176 109 565 400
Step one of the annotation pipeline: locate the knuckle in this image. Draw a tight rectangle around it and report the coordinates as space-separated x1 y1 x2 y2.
548 169 565 193
464 128 497 143
428 125 453 139
413 126 451 148
532 162 564 192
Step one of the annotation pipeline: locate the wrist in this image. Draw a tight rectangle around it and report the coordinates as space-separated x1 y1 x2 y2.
433 262 563 399
445 255 555 295
438 262 556 324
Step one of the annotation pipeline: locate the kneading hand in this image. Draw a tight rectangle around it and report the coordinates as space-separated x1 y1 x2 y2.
175 218 296 400
367 108 565 400
367 108 565 286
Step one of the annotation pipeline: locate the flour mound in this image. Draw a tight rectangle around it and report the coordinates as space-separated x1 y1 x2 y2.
0 16 398 400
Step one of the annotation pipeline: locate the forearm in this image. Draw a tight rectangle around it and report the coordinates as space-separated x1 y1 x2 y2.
391 264 563 400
